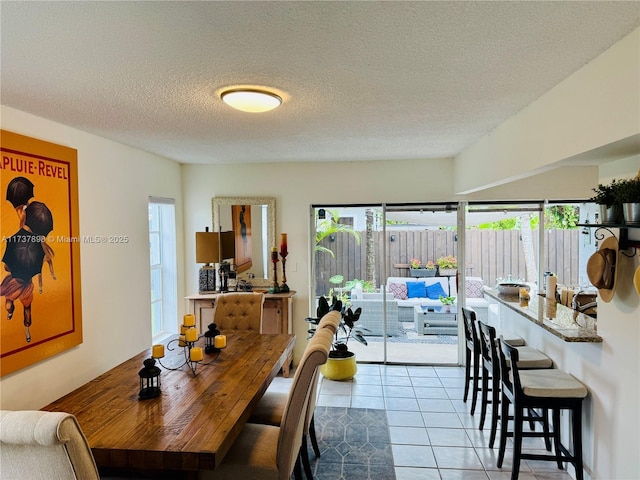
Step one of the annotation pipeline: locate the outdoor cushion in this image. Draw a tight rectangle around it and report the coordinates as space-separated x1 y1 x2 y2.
426 282 447 300
407 282 427 298
466 278 484 298
388 282 408 300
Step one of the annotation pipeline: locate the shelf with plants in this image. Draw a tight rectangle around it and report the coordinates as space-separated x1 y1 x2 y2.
585 173 640 250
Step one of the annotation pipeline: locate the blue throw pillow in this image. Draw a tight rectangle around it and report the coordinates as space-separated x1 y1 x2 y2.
426 282 447 300
406 282 427 299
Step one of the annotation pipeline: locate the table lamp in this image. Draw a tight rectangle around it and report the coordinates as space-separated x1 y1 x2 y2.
196 227 220 293
195 228 235 293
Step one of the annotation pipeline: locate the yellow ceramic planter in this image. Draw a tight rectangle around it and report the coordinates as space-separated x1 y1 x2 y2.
320 354 357 381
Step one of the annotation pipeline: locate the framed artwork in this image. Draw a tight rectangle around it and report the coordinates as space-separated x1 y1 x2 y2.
0 130 82 376
232 204 252 273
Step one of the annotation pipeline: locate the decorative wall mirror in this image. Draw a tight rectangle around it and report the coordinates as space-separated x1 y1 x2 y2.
212 196 276 288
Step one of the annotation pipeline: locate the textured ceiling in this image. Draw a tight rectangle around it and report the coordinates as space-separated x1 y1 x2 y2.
1 1 638 165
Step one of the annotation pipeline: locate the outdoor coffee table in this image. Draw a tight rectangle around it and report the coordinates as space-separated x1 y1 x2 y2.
413 305 458 335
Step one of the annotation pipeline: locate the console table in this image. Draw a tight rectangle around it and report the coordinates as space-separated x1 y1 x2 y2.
185 291 296 375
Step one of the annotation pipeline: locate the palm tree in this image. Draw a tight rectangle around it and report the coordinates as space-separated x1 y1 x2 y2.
315 209 361 258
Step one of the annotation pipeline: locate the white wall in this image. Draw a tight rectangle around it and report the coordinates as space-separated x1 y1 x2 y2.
0 106 184 410
454 27 640 195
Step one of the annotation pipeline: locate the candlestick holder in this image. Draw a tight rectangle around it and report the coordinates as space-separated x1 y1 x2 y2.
280 251 290 292
153 324 224 377
269 249 281 293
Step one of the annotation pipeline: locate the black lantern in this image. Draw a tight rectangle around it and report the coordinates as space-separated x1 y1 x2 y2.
204 323 221 354
138 358 161 399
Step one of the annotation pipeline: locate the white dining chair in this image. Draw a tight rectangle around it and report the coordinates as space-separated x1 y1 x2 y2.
0 410 100 480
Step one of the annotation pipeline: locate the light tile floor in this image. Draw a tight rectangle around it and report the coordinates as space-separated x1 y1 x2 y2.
313 364 576 480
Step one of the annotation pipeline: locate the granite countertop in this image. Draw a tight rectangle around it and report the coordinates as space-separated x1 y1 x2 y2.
484 288 603 343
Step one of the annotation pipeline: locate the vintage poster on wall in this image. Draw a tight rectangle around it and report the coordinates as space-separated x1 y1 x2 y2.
0 130 82 376
232 204 253 273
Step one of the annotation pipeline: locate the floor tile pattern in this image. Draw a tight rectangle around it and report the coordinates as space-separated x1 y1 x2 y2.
315 364 576 480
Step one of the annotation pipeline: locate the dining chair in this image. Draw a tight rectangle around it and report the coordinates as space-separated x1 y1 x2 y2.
497 338 588 480
0 410 100 480
200 319 332 480
212 292 264 332
249 310 341 480
461 307 525 415
477 320 553 448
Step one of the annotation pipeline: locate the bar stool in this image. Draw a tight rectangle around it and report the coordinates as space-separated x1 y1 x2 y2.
462 307 525 416
497 339 587 480
477 320 553 448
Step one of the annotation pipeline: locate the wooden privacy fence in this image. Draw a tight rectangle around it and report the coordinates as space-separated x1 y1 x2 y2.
315 229 579 296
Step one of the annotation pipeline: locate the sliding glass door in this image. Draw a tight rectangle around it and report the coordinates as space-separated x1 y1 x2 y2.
311 200 593 366
311 203 460 365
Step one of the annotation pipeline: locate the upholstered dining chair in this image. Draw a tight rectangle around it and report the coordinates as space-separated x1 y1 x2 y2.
199 319 332 480
0 410 100 480
212 292 265 332
248 310 341 480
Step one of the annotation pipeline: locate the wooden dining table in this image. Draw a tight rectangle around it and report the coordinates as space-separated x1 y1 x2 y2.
42 332 295 477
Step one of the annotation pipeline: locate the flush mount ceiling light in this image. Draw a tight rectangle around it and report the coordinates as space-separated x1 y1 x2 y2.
220 89 282 113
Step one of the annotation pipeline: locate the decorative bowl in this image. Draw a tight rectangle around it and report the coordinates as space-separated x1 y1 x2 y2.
497 283 528 296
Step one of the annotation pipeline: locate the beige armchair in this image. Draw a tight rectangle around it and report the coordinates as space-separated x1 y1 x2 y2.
212 292 265 332
0 410 100 480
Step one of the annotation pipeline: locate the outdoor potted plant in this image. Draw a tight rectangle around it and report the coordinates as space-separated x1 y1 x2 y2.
436 255 458 276
439 295 456 313
410 258 436 277
308 296 368 381
615 175 640 224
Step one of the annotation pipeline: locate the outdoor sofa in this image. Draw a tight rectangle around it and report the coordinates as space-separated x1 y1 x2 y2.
350 276 489 336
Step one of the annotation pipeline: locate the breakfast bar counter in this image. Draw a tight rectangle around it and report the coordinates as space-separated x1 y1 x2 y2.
484 288 602 343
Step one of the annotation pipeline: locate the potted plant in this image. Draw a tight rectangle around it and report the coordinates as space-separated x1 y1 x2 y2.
590 180 624 223
308 296 368 381
615 176 640 224
436 255 458 276
410 258 436 277
439 295 456 313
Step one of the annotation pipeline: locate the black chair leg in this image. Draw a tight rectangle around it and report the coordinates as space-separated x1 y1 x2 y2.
497 393 510 468
463 347 471 403
542 408 552 451
479 366 489 430
489 373 500 448
511 407 524 480
552 408 563 469
293 454 303 480
309 415 321 457
300 437 314 480
470 353 480 415
573 404 584 480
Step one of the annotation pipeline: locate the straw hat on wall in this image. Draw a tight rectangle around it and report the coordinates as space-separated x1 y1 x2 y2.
586 235 619 303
